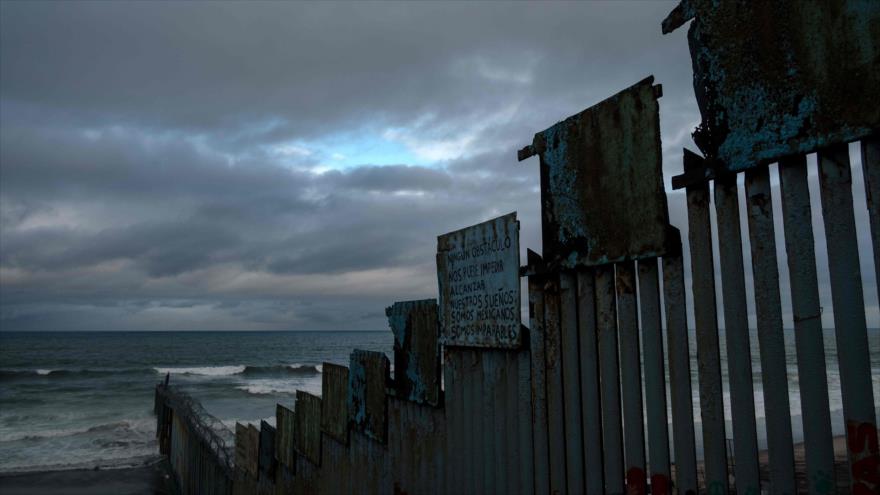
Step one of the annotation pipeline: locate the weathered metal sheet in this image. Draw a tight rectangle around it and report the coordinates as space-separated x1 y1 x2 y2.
386 299 441 406
293 391 322 466
663 0 880 173
437 212 521 348
779 155 837 494
444 348 464 494
518 76 670 269
817 144 879 493
481 351 496 494
245 424 260 478
636 259 671 495
684 152 729 492
321 363 350 444
595 265 623 494
516 346 535 495
576 269 604 495
543 277 568 494
616 262 646 495
744 166 797 493
275 405 295 470
713 174 761 494
660 236 698 495
348 350 390 443
527 264 551 495
258 420 276 481
559 272 585 493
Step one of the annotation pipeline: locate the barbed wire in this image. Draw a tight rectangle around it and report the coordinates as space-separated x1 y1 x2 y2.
156 384 235 475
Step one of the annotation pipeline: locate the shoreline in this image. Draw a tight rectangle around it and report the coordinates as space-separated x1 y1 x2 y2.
0 458 176 495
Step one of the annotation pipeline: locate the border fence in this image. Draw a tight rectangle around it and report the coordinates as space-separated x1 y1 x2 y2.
154 2 878 494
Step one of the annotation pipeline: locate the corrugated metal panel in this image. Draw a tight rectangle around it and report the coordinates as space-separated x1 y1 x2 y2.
258 421 276 481
294 391 322 466
518 77 670 269
437 212 521 348
527 262 550 495
576 269 604 495
348 350 390 443
275 405 295 470
596 265 623 494
543 277 568 494
559 273 585 493
386 299 441 406
616 261 646 494
663 0 880 173
321 363 350 444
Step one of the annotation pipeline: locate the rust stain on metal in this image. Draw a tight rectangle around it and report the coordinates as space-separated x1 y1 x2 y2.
519 76 670 268
275 405 296 470
386 299 441 406
348 349 390 443
663 0 880 173
321 363 350 444
437 212 521 348
294 390 322 466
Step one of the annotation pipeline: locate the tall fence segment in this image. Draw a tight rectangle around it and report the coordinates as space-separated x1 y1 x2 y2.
152 3 878 493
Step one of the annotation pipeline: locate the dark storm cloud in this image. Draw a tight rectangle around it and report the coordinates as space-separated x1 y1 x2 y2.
19 1 860 331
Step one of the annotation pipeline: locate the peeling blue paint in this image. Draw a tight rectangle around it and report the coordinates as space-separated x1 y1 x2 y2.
665 0 880 172
527 77 670 268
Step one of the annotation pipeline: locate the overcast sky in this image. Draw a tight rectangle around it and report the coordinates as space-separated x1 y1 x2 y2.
1 1 876 331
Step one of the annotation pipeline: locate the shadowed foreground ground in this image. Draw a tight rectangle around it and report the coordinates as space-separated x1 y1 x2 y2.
0 459 176 495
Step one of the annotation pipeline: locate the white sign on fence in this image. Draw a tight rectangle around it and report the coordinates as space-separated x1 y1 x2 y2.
436 212 521 348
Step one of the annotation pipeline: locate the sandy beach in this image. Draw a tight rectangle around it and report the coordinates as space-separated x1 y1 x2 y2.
0 459 176 495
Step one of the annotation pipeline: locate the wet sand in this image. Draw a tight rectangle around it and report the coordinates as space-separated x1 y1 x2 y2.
0 459 176 495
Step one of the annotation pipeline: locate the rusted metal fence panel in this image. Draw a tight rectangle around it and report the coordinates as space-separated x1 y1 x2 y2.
577 269 604 495
543 276 568 494
515 348 534 495
444 348 464 494
479 351 494 494
662 1 880 173
518 77 669 269
321 363 350 444
437 212 521 348
684 150 730 493
817 144 879 493
387 299 441 406
294 391 322 466
348 350 390 443
616 261 647 494
275 405 295 471
258 421 275 481
713 174 761 494
744 166 797 493
778 154 837 494
637 258 671 495
661 247 699 495
559 272 585 493
527 263 551 495
595 264 623 494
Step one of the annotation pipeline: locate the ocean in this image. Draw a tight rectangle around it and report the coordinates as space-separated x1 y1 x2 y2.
0 329 877 473
0 331 392 473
